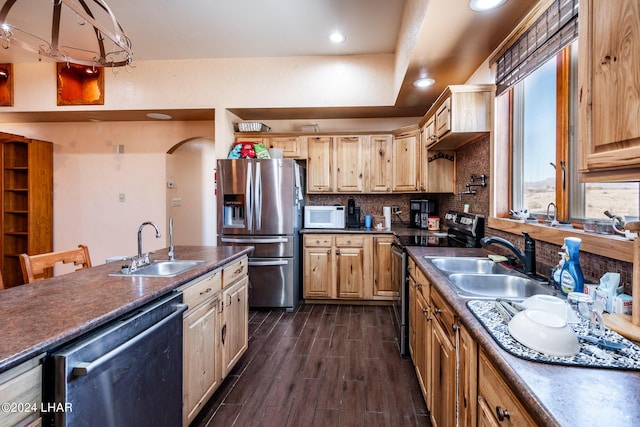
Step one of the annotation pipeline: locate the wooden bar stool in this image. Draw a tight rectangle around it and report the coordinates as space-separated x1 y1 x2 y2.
19 244 92 284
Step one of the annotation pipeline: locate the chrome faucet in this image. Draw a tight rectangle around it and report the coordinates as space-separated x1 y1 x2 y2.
137 221 161 265
546 202 557 223
480 231 537 276
167 217 175 261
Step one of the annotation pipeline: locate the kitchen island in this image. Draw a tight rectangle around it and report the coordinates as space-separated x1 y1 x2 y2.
0 245 253 373
407 246 640 427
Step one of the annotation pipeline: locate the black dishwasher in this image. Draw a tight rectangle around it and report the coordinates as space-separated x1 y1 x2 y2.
44 292 187 427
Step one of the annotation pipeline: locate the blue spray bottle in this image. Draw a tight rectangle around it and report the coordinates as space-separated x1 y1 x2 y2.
559 237 585 295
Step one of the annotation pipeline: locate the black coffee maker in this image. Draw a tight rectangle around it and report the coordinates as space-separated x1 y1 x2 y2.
410 199 435 228
347 197 361 228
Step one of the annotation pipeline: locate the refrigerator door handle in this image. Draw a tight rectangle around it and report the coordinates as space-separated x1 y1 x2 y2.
248 260 289 267
246 162 253 231
220 237 289 244
255 161 262 231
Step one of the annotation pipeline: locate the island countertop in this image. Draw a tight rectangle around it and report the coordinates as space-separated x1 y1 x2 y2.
406 246 640 427
0 245 253 372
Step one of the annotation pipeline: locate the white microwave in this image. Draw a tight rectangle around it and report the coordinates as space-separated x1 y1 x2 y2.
304 206 346 229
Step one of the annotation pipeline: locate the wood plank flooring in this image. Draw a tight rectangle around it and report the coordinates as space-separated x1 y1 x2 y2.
191 304 431 427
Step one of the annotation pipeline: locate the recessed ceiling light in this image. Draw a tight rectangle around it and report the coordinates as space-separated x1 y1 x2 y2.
469 0 508 12
329 31 346 44
413 77 435 88
146 113 172 120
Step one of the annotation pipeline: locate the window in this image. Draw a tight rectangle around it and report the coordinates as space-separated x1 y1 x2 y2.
508 41 639 222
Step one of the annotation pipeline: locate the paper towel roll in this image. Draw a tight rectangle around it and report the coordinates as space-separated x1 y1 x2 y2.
383 206 391 230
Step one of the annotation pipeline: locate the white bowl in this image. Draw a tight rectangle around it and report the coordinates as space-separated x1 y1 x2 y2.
521 294 579 323
508 309 579 356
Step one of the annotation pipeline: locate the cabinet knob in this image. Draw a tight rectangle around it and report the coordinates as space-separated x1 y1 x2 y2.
327 249 331 254
495 406 510 421
434 308 442 315
336 249 341 255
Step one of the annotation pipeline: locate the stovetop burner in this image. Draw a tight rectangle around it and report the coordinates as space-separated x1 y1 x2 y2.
397 211 485 248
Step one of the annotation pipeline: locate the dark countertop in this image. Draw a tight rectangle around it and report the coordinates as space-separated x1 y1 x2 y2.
407 246 640 427
300 224 440 236
0 245 253 372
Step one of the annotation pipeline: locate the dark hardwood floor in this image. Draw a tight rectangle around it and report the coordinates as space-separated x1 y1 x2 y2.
191 304 431 427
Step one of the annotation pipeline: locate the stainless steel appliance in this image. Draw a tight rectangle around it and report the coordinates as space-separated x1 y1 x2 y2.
392 210 485 356
46 293 187 426
409 199 436 228
217 159 304 311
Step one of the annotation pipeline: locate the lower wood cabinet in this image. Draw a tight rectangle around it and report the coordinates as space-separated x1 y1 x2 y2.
303 233 394 301
180 256 249 426
222 276 249 376
0 355 43 427
478 350 539 427
408 257 477 427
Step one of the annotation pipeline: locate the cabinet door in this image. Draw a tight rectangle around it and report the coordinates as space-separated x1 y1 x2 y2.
183 296 221 426
335 136 364 192
430 318 456 427
372 235 394 299
579 0 640 174
222 277 248 376
415 289 430 405
392 134 419 192
303 244 334 298
267 136 307 158
435 97 451 138
307 136 334 192
458 324 477 427
367 135 392 192
336 247 365 298
478 396 502 427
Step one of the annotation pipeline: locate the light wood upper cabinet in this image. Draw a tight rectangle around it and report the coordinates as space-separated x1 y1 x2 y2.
335 136 364 193
367 135 393 192
234 134 307 159
426 151 455 193
392 130 420 192
578 0 640 180
421 84 494 151
306 136 334 192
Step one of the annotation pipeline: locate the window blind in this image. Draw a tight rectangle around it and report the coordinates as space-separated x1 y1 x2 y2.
495 0 578 96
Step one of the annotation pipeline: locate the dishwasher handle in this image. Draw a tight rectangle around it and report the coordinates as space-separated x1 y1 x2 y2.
71 303 188 377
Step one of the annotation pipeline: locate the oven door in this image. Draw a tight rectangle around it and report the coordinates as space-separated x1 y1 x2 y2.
391 242 408 356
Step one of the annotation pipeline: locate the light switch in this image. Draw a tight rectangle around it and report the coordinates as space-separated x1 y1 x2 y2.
171 197 181 207
119 193 125 202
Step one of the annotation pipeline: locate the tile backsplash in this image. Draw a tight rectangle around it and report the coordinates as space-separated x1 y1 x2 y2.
306 135 634 295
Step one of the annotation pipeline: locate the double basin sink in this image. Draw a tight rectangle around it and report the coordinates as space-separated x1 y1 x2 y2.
424 256 557 299
109 260 205 277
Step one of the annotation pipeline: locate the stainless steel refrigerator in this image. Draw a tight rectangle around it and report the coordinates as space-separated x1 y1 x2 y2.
216 158 304 311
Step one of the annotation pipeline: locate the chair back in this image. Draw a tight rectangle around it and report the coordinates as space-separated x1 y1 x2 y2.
20 245 92 284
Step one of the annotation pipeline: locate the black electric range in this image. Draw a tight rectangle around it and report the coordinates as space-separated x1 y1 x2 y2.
396 211 485 248
392 210 484 356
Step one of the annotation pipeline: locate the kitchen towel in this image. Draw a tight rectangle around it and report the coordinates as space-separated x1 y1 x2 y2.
383 207 391 230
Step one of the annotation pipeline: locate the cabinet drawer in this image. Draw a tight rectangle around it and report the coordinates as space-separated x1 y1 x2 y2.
304 235 333 247
182 269 222 310
430 286 456 337
223 256 248 287
479 351 539 427
335 235 364 247
0 357 42 427
414 267 430 302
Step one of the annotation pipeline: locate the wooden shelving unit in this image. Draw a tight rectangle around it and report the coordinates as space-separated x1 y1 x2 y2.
0 133 53 288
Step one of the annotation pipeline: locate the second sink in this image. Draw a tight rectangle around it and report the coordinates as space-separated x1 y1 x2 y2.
448 273 556 299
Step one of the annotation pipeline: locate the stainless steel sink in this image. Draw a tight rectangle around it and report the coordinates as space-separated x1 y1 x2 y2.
109 260 205 277
429 257 512 274
424 256 557 299
447 273 556 299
